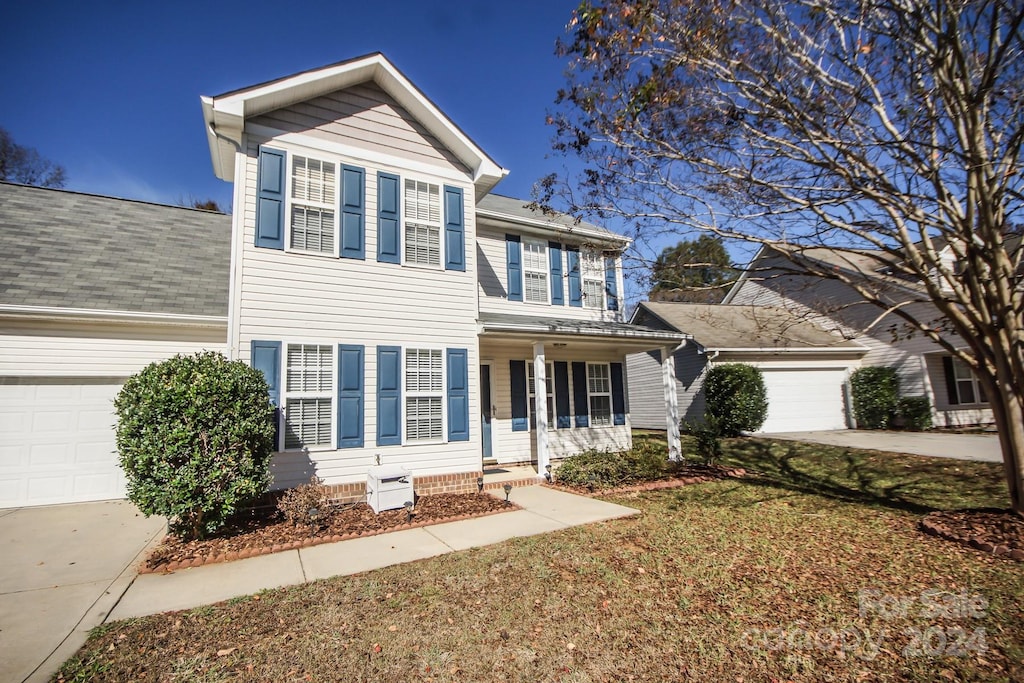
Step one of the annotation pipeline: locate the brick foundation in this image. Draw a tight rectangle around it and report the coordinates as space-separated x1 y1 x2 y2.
318 470 486 504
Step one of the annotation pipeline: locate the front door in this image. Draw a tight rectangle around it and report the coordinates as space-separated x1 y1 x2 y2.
480 363 493 460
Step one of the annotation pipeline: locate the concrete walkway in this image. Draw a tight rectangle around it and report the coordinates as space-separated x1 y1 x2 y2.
2 486 636 682
765 429 1002 462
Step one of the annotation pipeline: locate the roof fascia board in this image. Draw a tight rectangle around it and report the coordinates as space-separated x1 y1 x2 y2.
481 321 687 343
476 208 630 247
708 345 867 353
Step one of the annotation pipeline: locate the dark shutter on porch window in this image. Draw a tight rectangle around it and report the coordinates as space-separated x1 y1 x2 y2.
510 360 529 431
572 361 589 427
554 361 571 429
942 356 959 405
610 362 626 425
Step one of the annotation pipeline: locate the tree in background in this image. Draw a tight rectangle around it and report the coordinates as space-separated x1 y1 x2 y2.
543 0 1024 514
178 194 225 212
0 127 66 188
649 235 733 302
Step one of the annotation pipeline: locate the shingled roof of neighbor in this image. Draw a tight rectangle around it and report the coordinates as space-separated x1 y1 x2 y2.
0 182 231 318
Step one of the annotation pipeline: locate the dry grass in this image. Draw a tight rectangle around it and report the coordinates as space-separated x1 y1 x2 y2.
57 437 1023 682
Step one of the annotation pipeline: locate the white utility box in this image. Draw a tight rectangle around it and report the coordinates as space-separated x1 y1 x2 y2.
366 465 414 513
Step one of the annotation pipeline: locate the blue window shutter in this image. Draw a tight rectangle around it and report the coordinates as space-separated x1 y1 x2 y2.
338 345 364 448
509 359 528 431
567 247 582 307
447 348 470 441
251 340 281 448
444 186 465 271
377 172 400 264
554 361 571 429
549 242 564 306
605 256 619 311
255 147 285 250
340 164 365 259
377 346 402 446
506 235 523 302
610 362 626 425
572 361 589 427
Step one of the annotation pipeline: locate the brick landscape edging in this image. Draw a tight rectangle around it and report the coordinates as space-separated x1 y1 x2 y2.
140 503 521 574
919 513 1024 562
547 467 746 497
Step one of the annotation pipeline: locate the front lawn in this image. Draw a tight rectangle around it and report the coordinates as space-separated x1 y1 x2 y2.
58 437 1023 682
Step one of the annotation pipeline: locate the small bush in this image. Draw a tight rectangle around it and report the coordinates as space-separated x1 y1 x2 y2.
897 396 933 431
277 477 335 528
115 351 275 540
555 442 667 489
704 363 768 436
685 416 723 465
850 366 900 429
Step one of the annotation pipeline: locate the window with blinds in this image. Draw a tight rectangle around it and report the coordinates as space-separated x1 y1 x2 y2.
290 155 336 254
284 344 333 449
523 238 549 303
405 348 443 440
404 179 441 266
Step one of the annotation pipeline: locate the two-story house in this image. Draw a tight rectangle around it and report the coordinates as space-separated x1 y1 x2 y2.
0 53 682 508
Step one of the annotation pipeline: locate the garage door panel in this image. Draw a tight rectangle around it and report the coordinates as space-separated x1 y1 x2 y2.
1 382 125 508
759 368 849 433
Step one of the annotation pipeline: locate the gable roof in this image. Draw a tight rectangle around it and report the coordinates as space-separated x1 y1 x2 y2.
633 301 864 351
476 194 628 245
202 53 507 196
0 183 230 319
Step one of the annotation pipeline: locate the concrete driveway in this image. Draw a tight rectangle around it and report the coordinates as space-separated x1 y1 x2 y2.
765 430 1002 462
0 500 165 683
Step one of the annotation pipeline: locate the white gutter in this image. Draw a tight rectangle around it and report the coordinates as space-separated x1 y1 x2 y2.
707 345 868 353
475 208 631 246
0 305 227 328
480 321 687 343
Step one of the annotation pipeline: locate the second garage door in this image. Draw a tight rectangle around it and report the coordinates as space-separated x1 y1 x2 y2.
758 368 849 433
0 380 125 508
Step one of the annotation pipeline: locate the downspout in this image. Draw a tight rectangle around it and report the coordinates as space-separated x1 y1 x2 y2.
208 122 244 360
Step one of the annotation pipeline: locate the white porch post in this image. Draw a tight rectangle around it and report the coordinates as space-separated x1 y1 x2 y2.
533 342 550 475
662 346 681 461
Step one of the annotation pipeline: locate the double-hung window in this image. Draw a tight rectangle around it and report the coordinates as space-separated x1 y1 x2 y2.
290 155 336 254
527 361 555 429
952 357 987 404
587 363 612 426
406 348 443 440
523 238 549 303
284 344 333 449
581 249 605 309
404 179 441 266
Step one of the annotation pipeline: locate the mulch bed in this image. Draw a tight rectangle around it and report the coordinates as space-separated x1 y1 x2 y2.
921 508 1024 561
549 464 745 497
143 493 517 573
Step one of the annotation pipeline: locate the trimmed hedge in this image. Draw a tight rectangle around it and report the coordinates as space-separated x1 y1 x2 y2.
850 366 900 429
704 363 768 436
115 351 276 540
898 396 933 431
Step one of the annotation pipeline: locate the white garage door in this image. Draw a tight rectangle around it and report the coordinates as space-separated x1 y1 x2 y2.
758 368 849 433
0 381 125 508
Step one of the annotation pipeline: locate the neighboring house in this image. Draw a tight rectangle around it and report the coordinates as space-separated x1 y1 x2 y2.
722 244 997 428
0 184 230 506
0 53 683 509
627 302 866 433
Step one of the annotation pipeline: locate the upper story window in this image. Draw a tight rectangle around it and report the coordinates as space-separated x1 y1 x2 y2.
405 348 444 440
290 155 337 254
284 344 333 449
523 238 549 303
404 180 441 266
581 249 605 309
952 357 987 404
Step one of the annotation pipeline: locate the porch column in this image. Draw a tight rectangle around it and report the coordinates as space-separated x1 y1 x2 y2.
533 341 550 475
662 346 681 461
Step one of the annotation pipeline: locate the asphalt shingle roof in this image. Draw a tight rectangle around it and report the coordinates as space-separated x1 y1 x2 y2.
476 194 622 241
0 183 230 317
638 302 864 350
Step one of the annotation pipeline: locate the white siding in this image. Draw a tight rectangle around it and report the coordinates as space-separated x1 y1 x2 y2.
249 82 468 175
476 222 624 323
235 125 480 490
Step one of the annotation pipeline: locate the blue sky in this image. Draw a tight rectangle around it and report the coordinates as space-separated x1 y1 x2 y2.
1 0 581 210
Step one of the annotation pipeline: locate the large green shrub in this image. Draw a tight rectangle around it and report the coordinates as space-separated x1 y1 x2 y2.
850 366 900 429
897 396 933 431
115 351 276 540
703 363 768 436
554 441 667 489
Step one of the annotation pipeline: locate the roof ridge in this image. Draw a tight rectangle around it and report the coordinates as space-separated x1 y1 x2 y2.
0 182 229 216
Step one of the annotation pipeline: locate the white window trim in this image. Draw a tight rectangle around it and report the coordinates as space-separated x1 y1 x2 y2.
281 342 336 452
522 238 550 305
402 177 444 270
527 360 555 430
283 151 340 259
587 362 613 427
581 249 605 310
403 345 447 443
952 357 988 405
